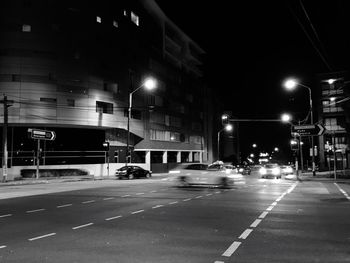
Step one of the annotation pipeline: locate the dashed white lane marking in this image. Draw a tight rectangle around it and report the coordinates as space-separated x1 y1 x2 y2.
334 183 350 201
105 215 122 221
152 205 164 209
206 194 213 196
121 195 130 197
222 241 241 257
82 200 95 204
72 223 94 230
103 197 114 201
0 214 12 218
28 233 56 241
136 193 144 195
150 190 157 193
239 229 253 239
26 209 45 213
0 245 6 249
266 205 274 211
271 201 278 206
250 219 262 228
259 211 268 219
183 198 191 202
131 210 144 215
195 195 203 199
57 204 72 208
215 191 221 194
169 201 178 205
214 261 225 263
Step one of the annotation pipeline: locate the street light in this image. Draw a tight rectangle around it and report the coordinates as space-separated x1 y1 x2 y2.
281 113 292 123
283 78 316 176
217 124 233 161
126 77 157 164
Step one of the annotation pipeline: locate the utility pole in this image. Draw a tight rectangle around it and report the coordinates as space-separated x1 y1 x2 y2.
1 95 13 182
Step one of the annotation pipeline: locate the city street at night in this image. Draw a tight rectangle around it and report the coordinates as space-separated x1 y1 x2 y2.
0 173 349 263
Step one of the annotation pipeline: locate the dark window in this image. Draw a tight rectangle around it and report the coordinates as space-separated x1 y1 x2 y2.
124 109 142 120
96 101 113 114
40 97 57 103
67 99 75 107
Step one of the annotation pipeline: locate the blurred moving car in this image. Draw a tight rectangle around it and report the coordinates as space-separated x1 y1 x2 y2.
171 162 234 188
116 165 152 179
259 163 281 179
280 165 294 175
236 164 251 175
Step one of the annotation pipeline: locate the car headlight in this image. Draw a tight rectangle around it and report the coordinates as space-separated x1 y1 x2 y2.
239 168 244 172
259 168 267 175
272 168 280 175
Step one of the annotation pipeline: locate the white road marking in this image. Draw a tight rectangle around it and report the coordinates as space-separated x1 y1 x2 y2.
215 191 221 194
136 193 144 195
121 195 130 197
150 191 157 193
239 229 253 239
57 204 72 208
105 215 122 221
131 210 144 214
152 205 164 209
72 223 94 230
103 197 114 200
0 214 12 218
335 183 350 202
0 245 6 249
28 233 56 241
271 201 278 206
206 194 213 196
276 197 282 202
183 198 191 202
250 219 262 228
195 196 203 199
82 200 95 204
169 201 178 205
266 205 274 211
259 211 268 219
26 209 45 213
214 261 225 263
222 241 241 257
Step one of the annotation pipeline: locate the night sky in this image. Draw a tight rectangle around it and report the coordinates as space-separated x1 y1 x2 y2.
156 1 350 159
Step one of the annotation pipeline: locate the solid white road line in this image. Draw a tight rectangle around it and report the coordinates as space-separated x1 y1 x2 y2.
152 205 164 209
239 229 253 239
271 202 277 206
131 210 144 214
222 241 241 257
250 219 262 228
105 215 122 221
259 211 268 219
82 200 95 204
266 205 274 211
103 197 114 200
26 209 45 213
214 261 225 263
57 204 72 208
0 245 6 249
72 223 94 230
28 233 56 241
0 214 12 218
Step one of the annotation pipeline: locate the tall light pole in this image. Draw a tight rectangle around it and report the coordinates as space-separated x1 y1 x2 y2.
283 78 316 176
217 124 233 161
126 77 157 165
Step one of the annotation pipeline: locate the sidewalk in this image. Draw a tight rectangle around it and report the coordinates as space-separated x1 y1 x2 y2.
295 169 350 183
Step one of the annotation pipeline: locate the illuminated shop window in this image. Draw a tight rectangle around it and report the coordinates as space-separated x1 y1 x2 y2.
131 11 139 26
96 16 102 23
22 24 31 32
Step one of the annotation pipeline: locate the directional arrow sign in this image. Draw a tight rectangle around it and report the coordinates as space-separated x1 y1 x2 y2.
292 124 326 136
28 128 56 141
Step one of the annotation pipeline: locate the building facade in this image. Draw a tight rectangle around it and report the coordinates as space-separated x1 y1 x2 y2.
0 0 213 175
318 72 350 170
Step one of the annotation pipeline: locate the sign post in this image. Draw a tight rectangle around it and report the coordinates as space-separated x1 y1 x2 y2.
28 129 56 179
292 124 325 137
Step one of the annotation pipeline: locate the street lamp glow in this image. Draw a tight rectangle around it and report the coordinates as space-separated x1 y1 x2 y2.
224 124 233 131
330 97 336 102
252 143 257 148
284 79 298 90
274 147 279 152
281 113 292 123
327 79 335 84
143 78 157 90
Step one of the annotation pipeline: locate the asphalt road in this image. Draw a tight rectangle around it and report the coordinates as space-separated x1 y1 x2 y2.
0 173 349 262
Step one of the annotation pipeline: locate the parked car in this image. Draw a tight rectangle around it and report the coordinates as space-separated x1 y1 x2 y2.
171 162 234 188
259 163 282 179
115 166 152 179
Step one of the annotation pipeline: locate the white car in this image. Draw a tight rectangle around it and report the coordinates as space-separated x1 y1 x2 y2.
259 163 282 179
170 163 235 188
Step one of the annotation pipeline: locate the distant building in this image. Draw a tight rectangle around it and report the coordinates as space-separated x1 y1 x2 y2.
0 0 213 173
318 72 350 170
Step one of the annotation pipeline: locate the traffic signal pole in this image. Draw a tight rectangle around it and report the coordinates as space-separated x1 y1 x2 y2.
1 95 13 182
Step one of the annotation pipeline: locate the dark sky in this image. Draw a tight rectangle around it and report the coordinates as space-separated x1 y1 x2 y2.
155 1 350 159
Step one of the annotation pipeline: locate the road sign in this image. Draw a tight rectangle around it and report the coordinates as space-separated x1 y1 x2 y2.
28 128 56 141
292 124 325 136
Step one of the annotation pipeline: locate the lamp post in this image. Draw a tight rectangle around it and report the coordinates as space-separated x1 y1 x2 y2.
217 124 233 161
283 78 316 176
126 77 157 165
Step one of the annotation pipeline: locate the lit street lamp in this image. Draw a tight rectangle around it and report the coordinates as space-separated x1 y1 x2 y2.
127 77 157 164
283 78 316 176
217 124 233 161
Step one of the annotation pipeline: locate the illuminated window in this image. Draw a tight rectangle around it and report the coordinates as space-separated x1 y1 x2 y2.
123 10 128 16
131 11 139 26
96 16 102 23
113 20 118 28
22 24 31 32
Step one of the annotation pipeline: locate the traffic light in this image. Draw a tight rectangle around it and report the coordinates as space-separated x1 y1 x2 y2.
290 139 299 151
221 114 229 125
